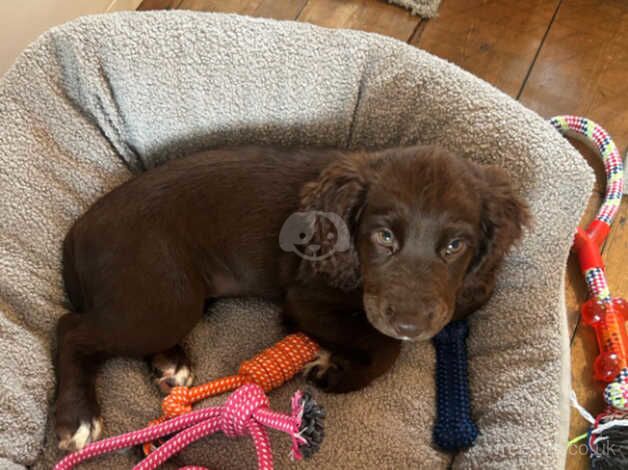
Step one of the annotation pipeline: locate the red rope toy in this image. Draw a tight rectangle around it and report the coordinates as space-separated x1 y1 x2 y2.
54 333 325 470
550 116 627 468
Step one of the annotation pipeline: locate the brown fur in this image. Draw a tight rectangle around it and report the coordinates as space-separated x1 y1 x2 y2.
54 145 529 448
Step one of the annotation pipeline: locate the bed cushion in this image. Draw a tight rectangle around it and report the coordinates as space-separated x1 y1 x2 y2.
0 11 592 469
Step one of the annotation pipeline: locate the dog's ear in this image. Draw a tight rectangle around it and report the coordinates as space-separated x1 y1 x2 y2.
455 164 531 317
296 152 371 290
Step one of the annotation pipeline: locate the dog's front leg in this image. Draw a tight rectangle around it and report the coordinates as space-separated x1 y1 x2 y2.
283 285 401 393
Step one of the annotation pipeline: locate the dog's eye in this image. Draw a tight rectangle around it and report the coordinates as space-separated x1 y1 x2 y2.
442 238 466 258
373 228 395 248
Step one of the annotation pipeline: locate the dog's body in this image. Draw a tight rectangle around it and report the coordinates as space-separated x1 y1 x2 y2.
55 146 529 451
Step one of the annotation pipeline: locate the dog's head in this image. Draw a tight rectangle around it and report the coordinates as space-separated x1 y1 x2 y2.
296 146 530 341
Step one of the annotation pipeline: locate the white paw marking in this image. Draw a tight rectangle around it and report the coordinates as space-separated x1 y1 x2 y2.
156 364 194 393
58 417 104 452
304 349 334 378
91 417 103 442
173 365 193 387
58 420 90 451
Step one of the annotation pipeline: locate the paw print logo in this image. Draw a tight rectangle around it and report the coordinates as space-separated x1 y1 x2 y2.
279 211 350 261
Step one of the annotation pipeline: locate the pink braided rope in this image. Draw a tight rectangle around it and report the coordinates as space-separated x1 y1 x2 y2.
136 419 221 470
54 384 305 470
248 421 274 470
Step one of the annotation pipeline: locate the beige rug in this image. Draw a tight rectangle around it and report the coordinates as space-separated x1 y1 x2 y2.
388 0 441 17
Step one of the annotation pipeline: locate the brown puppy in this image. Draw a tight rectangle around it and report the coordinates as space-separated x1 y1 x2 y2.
54 145 529 450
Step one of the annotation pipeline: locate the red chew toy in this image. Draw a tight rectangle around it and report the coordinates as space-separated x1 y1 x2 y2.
582 298 628 382
550 116 627 468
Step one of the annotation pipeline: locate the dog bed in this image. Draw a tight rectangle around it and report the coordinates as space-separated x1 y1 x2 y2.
0 11 593 470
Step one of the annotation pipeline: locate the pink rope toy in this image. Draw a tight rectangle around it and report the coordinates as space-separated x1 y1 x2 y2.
54 384 325 470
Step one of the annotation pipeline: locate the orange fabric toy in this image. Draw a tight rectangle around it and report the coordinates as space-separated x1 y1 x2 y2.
144 333 319 455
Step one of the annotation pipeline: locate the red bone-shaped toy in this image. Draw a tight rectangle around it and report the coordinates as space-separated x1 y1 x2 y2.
581 298 628 382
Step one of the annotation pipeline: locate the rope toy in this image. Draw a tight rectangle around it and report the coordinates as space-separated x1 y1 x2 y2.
54 383 325 470
144 333 319 454
432 320 478 450
55 317 481 467
550 115 627 469
162 333 319 418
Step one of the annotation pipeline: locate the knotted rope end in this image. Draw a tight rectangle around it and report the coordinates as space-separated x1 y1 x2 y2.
289 390 325 461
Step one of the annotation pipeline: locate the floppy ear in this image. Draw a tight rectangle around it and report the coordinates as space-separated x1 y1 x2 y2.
455 164 531 317
296 152 370 290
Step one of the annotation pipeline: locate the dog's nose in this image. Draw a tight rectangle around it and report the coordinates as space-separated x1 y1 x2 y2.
393 321 418 337
388 301 448 339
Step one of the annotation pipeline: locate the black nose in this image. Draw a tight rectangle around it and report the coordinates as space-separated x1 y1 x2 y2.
393 321 418 337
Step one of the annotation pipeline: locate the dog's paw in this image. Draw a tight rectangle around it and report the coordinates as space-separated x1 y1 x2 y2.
156 364 194 394
57 417 103 452
55 394 102 452
151 350 194 394
304 349 335 385
304 349 369 393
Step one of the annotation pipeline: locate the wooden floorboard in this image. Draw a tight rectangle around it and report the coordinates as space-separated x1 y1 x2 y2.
412 0 560 98
177 0 308 19
138 0 182 10
249 0 309 20
604 205 628 300
177 0 260 14
297 0 421 41
519 0 628 153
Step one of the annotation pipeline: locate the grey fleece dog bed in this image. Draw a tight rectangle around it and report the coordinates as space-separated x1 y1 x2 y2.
0 11 593 470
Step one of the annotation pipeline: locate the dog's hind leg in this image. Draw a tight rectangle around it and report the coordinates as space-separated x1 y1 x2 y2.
54 313 104 451
54 274 206 451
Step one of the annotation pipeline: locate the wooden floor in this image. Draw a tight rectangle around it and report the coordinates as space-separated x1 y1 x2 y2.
139 1 628 468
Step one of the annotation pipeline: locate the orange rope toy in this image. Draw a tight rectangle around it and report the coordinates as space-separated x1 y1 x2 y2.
143 333 319 455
